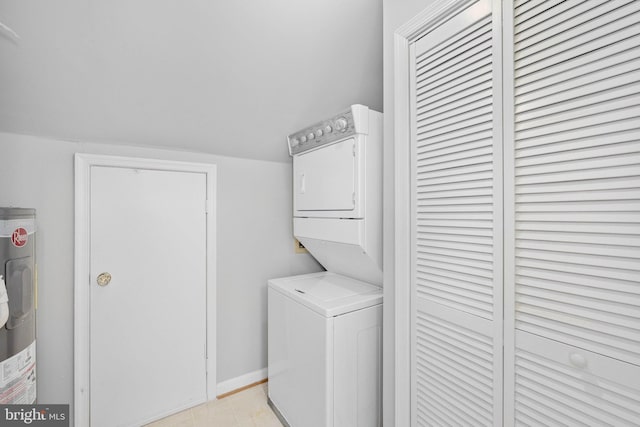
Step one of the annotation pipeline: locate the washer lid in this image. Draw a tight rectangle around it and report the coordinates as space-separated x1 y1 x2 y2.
268 271 382 317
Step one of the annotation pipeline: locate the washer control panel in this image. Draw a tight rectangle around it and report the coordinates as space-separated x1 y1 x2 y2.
288 108 356 155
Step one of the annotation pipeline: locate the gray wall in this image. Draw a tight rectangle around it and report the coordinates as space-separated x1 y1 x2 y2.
0 0 382 163
0 132 322 418
382 1 437 425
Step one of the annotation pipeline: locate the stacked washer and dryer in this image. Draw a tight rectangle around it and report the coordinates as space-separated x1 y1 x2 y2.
268 105 383 427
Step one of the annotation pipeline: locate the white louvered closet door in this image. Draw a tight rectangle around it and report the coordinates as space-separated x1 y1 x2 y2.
505 0 640 425
409 0 503 425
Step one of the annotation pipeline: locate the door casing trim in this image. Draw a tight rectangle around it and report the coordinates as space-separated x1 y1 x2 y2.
74 153 218 426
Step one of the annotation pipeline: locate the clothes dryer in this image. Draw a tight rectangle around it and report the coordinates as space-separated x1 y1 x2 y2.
289 104 383 285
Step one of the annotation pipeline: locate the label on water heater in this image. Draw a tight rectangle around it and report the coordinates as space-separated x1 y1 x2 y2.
0 341 36 404
10 228 28 248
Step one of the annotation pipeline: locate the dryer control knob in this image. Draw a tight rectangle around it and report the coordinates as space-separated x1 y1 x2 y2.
300 135 307 143
325 125 333 133
335 118 348 131
307 132 315 140
290 138 299 147
316 129 323 137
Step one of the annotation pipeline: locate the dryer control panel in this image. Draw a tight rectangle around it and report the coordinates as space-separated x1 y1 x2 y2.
287 105 370 155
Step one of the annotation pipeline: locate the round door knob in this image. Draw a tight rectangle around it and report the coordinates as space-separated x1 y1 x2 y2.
569 352 587 369
96 272 112 287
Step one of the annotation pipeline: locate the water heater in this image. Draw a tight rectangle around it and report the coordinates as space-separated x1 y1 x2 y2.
0 208 36 404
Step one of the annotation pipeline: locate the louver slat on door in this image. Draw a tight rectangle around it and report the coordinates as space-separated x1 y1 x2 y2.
416 302 494 426
512 0 640 368
415 14 494 321
410 0 501 425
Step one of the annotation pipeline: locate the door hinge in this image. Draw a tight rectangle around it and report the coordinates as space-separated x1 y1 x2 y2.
353 144 356 156
205 199 209 214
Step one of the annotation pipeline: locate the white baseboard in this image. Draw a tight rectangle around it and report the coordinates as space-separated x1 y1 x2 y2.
216 367 267 397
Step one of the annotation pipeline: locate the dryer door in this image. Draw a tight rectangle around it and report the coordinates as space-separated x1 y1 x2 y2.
293 138 357 215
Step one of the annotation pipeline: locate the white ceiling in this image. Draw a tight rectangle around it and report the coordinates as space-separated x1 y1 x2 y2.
0 0 382 163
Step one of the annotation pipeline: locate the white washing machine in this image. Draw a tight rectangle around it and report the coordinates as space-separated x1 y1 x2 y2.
267 272 382 427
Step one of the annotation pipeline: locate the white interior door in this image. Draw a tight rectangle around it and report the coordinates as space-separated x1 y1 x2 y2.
89 165 208 427
409 0 503 425
504 0 640 424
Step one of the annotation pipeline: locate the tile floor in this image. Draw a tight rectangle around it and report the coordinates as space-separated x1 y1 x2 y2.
145 383 284 427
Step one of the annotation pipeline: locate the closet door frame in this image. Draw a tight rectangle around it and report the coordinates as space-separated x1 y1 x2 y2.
502 0 516 423
394 0 504 425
